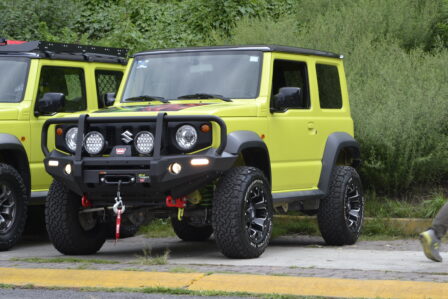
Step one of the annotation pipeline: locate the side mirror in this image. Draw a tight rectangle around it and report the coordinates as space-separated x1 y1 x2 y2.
37 92 65 115
272 87 303 112
104 93 116 107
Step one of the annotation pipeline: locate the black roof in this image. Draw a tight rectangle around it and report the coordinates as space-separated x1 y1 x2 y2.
134 45 342 59
0 40 127 64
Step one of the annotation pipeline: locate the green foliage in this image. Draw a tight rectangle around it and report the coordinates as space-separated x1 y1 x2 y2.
217 0 448 194
1 0 447 194
0 0 80 41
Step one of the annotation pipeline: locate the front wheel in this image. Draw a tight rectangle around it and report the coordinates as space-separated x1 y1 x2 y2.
317 166 364 245
0 163 28 251
45 180 106 255
213 166 273 258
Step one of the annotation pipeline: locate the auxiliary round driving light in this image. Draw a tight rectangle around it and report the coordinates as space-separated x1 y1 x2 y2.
134 131 154 154
168 162 182 175
83 131 105 155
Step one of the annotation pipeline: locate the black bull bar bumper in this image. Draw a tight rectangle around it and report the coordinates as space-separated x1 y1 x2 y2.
42 113 237 201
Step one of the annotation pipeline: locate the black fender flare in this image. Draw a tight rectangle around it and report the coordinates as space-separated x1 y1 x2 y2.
318 132 361 196
0 133 31 196
224 130 271 184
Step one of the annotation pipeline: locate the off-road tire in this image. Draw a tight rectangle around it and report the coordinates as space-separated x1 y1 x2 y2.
171 217 213 241
45 180 106 255
212 166 273 258
317 166 364 245
0 163 28 251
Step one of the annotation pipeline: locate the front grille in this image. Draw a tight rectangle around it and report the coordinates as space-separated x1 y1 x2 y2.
56 120 212 157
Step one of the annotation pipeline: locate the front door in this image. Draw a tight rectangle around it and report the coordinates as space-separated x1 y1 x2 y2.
268 54 323 192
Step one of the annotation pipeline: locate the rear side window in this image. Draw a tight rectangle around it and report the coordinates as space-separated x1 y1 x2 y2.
95 70 123 108
271 60 310 109
37 66 86 112
316 64 343 109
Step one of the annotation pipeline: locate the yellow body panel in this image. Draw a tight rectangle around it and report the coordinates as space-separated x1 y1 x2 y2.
94 51 353 193
47 49 352 194
0 58 125 192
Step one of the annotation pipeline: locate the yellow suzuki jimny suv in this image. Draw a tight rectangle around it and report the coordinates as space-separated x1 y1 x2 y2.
42 45 364 258
0 39 126 251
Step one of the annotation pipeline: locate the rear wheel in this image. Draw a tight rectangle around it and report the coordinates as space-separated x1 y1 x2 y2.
317 166 364 245
0 163 28 251
213 166 273 258
171 217 213 241
45 180 106 255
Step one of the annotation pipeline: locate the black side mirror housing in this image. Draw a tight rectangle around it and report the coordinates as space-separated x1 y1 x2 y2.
104 92 116 107
37 92 65 115
272 87 303 112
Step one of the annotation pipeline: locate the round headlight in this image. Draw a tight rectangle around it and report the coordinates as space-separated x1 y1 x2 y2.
65 127 78 153
134 131 154 154
83 131 105 155
176 125 198 151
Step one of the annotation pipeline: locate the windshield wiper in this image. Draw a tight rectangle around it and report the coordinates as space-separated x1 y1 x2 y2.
177 93 232 102
123 95 170 103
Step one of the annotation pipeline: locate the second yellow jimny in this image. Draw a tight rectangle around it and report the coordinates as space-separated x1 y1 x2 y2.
0 39 126 251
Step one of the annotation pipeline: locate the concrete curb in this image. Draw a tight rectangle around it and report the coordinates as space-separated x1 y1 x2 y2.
1 267 448 299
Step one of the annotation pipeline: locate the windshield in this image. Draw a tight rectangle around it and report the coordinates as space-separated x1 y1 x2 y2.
122 51 262 101
0 57 29 103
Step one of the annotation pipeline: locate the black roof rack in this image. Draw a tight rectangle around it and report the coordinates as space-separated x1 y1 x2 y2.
134 45 343 59
0 40 128 64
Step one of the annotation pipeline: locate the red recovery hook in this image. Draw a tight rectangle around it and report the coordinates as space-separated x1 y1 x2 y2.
165 196 187 208
81 195 92 208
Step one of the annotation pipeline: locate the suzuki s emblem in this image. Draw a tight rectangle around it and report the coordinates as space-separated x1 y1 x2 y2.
121 130 133 144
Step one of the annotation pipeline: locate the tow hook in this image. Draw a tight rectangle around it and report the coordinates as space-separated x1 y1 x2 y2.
166 196 187 221
113 180 126 242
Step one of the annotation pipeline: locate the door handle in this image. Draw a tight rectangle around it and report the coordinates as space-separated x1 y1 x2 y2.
307 122 317 135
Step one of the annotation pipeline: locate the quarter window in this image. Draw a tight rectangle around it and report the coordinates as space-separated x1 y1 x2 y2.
316 64 343 109
95 70 123 108
271 60 310 109
37 66 86 112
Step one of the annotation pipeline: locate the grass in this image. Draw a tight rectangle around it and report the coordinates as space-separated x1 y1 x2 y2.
135 191 447 240
0 282 324 299
135 247 170 266
272 217 318 239
364 191 448 219
138 218 176 238
169 266 197 273
9 257 120 264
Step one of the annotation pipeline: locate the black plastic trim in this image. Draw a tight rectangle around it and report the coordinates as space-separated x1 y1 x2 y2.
272 189 325 204
135 45 342 59
0 133 31 196
318 132 361 195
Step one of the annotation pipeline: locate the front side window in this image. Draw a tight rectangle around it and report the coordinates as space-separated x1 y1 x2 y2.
95 70 123 108
271 59 310 109
316 64 343 109
37 66 86 112
122 51 262 101
0 57 29 103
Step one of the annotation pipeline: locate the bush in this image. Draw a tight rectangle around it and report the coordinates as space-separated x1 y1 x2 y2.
216 0 448 194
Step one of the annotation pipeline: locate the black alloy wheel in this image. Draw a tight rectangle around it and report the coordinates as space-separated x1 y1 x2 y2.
317 166 365 245
213 166 273 258
244 182 270 246
0 163 28 251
